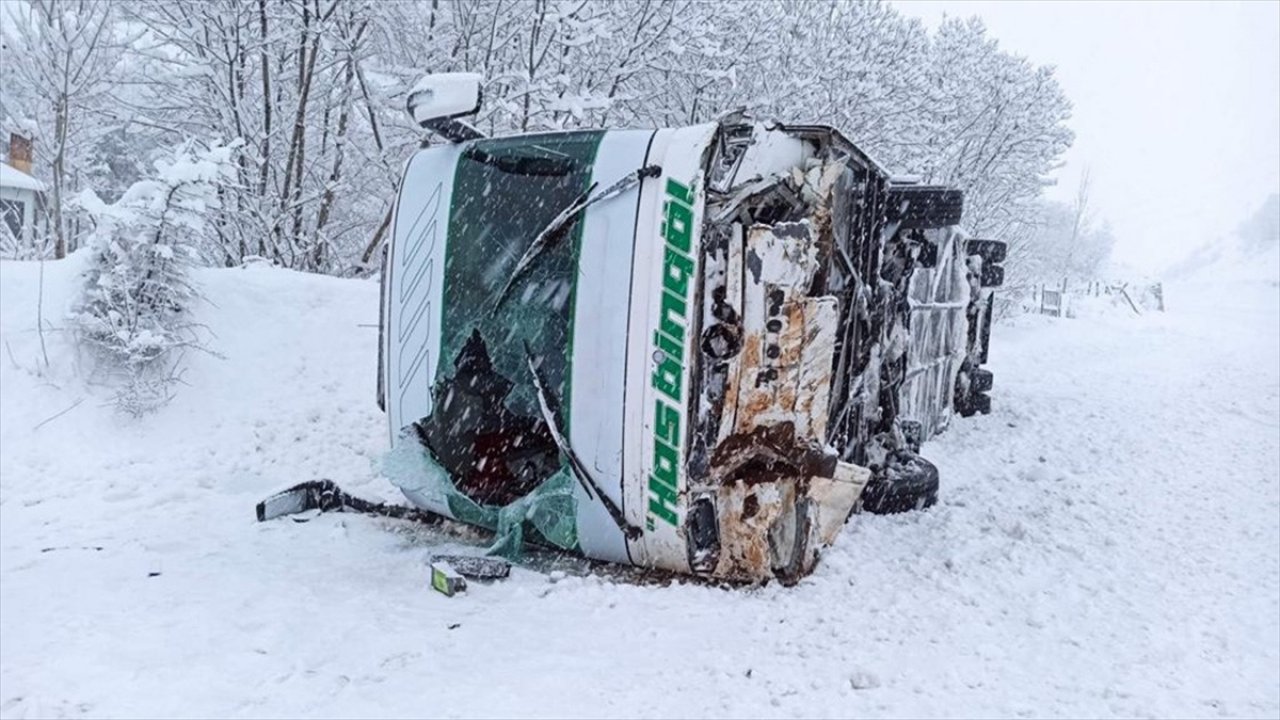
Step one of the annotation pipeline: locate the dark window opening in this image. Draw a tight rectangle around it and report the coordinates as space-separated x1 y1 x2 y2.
0 198 24 240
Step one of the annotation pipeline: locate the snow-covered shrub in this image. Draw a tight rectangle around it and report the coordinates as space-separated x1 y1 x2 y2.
0 223 49 261
71 142 236 415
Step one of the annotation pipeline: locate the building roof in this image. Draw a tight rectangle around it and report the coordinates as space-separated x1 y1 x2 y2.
0 162 46 192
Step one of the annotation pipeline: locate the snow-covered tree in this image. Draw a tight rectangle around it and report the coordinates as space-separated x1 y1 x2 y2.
71 142 235 415
6 0 1077 277
917 17 1074 243
1003 196 1115 291
1 0 127 258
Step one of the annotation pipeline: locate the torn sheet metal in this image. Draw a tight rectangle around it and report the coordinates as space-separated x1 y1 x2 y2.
691 128 867 582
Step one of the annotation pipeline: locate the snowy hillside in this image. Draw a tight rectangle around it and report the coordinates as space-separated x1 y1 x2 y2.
1166 194 1280 290
2 255 1277 718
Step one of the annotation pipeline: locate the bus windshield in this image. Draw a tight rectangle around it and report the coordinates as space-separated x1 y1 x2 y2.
411 131 603 511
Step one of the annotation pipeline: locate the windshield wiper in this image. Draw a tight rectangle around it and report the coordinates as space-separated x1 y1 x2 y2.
490 164 662 315
462 146 576 176
524 342 642 540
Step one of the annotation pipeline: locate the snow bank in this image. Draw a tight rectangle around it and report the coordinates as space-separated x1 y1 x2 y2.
2 256 1277 718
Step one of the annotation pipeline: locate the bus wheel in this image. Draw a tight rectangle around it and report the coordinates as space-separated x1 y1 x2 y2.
860 451 939 514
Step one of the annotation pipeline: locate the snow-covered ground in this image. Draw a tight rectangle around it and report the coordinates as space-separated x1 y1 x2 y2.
2 252 1277 719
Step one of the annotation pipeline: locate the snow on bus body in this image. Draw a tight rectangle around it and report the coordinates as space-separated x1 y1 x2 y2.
898 227 972 441
380 119 897 583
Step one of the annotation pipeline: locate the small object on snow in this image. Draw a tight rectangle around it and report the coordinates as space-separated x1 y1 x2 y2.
256 481 339 521
430 561 467 597
849 670 880 690
147 572 162 578
430 554 510 581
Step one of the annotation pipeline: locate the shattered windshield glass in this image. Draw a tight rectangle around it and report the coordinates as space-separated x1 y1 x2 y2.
406 131 603 549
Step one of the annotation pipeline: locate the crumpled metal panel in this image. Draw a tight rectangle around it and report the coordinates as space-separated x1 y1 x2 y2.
809 461 872 545
721 222 835 438
711 477 803 580
700 163 867 582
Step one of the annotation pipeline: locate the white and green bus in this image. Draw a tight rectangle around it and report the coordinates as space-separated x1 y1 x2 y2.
376 74 1004 583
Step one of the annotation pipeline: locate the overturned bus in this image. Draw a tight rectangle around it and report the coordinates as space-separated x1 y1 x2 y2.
376 74 1005 584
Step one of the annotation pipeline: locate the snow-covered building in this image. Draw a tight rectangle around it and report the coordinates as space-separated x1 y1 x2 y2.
0 134 46 248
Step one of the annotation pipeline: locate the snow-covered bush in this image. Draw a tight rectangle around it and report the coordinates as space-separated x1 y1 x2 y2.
71 142 236 415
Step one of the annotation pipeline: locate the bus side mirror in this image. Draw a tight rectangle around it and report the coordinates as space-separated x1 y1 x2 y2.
407 73 485 143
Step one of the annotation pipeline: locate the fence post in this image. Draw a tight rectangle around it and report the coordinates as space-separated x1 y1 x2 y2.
1118 287 1141 315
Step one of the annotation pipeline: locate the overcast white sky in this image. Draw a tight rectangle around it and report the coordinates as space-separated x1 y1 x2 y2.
895 0 1280 273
